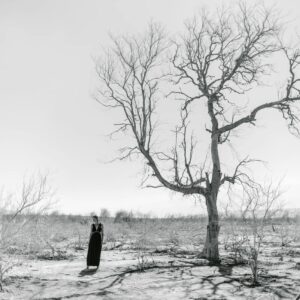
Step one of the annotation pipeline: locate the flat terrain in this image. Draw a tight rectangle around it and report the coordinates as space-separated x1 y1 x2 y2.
1 216 300 299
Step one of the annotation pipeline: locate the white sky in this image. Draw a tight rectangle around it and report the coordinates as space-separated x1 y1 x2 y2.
1 0 300 216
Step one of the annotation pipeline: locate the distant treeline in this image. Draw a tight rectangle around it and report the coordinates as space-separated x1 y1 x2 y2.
2 208 300 224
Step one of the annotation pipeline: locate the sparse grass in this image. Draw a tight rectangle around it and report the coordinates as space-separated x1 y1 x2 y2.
2 213 299 257
1 212 300 293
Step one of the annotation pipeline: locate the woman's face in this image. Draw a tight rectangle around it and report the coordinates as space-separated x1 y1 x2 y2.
92 217 98 224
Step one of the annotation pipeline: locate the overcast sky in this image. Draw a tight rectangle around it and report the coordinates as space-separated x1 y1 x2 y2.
1 0 300 216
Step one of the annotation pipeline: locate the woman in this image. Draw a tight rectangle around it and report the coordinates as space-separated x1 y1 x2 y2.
86 215 103 270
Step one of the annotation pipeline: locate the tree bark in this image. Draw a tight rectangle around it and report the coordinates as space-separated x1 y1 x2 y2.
201 131 221 263
202 194 220 263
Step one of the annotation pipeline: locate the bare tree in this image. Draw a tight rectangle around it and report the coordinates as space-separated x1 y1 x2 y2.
0 173 54 251
95 5 300 262
0 173 54 291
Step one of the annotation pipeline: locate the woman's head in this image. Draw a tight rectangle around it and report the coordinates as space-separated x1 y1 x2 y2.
92 215 98 224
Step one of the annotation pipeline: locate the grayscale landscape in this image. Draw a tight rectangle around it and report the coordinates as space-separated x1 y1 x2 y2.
1 0 300 299
2 213 300 299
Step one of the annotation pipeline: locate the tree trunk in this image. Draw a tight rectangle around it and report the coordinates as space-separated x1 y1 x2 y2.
202 194 220 263
204 100 222 262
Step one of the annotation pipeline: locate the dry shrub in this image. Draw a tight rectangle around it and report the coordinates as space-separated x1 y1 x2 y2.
135 231 156 271
114 210 134 223
0 174 54 291
224 181 283 285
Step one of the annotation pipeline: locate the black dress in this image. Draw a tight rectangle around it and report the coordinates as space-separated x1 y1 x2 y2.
87 223 103 268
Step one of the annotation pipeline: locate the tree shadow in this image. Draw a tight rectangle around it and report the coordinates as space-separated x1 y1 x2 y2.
50 259 299 300
217 264 234 276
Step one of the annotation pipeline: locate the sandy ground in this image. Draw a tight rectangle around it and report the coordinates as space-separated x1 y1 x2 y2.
2 245 300 300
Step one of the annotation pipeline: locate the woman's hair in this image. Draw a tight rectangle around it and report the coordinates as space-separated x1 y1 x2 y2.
92 215 98 221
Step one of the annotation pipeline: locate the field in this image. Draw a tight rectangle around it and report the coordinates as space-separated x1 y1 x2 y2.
1 214 300 300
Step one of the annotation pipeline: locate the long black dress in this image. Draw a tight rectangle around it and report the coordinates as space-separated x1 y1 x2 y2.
87 223 103 268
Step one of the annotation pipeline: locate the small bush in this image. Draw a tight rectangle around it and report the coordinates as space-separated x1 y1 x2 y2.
114 210 134 223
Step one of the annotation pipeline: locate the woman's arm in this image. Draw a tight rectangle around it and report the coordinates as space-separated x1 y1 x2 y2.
100 224 104 242
89 224 93 239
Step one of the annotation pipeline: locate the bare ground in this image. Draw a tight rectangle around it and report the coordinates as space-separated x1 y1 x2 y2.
3 244 300 300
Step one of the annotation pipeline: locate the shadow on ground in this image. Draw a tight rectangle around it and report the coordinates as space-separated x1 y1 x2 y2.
78 268 98 277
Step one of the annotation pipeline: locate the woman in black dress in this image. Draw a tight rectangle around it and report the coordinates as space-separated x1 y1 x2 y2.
87 215 103 270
